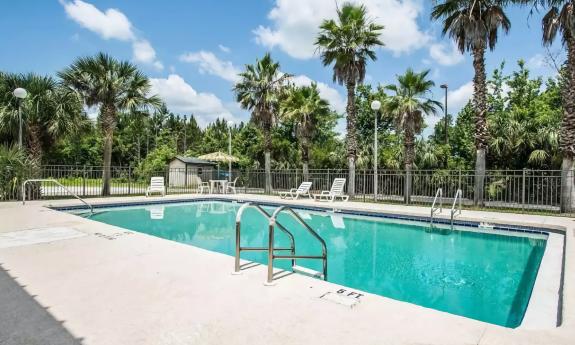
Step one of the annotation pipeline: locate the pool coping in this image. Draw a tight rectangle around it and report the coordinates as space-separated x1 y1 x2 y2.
1 193 573 344
51 194 564 330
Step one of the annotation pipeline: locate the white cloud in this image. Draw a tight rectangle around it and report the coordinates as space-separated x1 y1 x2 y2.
62 0 134 41
448 82 474 114
133 40 163 70
62 0 162 69
218 44 231 53
179 51 240 83
429 42 464 66
149 74 239 127
254 0 429 59
291 75 346 113
527 53 546 70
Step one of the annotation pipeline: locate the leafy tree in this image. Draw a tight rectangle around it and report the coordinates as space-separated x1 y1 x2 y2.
517 0 575 211
233 53 289 192
59 53 162 195
0 73 87 163
280 84 331 179
385 69 442 202
432 0 511 205
315 2 384 196
134 143 175 179
0 145 32 200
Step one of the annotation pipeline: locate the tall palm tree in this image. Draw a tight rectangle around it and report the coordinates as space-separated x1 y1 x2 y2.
59 53 162 195
0 73 86 163
280 83 331 180
517 0 575 211
431 0 511 205
386 69 442 203
233 53 290 193
315 3 384 197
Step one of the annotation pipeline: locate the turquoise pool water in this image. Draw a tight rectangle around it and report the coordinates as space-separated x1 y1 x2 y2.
81 200 546 328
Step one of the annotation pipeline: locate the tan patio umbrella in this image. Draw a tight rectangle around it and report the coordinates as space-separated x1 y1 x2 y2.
198 151 239 181
198 151 239 163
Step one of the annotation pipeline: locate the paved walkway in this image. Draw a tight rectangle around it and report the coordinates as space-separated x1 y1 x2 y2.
0 194 572 345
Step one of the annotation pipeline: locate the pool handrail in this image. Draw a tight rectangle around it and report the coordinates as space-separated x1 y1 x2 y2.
430 187 443 223
451 189 463 225
234 202 296 274
21 179 94 214
268 206 328 284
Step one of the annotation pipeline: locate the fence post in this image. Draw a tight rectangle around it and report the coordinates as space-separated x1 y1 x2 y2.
522 168 526 211
128 166 132 195
245 168 249 194
363 170 367 202
458 169 462 193
82 165 86 197
404 170 409 205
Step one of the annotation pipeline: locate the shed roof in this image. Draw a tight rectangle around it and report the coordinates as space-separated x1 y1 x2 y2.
172 156 217 165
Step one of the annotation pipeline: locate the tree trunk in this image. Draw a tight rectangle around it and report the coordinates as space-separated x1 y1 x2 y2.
560 35 575 212
404 115 415 204
346 80 357 197
25 122 43 200
27 122 43 165
301 135 310 181
263 118 273 193
101 104 117 196
472 45 488 206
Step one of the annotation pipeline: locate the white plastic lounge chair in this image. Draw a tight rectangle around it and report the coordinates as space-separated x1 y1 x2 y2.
225 177 239 194
146 177 165 197
197 178 210 194
279 182 312 199
313 178 349 202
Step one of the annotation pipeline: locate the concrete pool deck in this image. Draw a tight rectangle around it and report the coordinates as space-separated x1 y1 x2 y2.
0 194 572 345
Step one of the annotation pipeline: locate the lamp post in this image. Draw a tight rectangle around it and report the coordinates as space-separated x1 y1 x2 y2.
227 120 234 181
13 88 28 150
440 84 448 145
370 100 381 201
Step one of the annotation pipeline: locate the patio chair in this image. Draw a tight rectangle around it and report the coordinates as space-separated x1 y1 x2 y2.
279 181 312 199
225 177 239 194
146 177 166 197
197 177 210 194
313 178 349 202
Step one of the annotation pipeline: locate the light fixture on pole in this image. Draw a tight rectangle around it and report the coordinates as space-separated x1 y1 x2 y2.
227 120 234 182
370 100 381 201
440 84 448 145
13 88 28 150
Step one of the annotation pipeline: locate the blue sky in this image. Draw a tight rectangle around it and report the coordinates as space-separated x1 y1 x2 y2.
0 0 560 131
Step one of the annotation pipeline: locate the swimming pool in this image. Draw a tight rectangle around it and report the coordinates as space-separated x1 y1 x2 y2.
78 200 547 328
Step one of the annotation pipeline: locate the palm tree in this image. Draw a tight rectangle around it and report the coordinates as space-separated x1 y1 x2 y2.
0 73 86 163
386 69 442 203
280 83 331 180
233 53 290 193
431 0 511 205
315 2 384 197
517 0 575 211
59 53 162 195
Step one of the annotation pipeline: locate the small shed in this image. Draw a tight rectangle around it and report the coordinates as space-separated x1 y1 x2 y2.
168 156 216 187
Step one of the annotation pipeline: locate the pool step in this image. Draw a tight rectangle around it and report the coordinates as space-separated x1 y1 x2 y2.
292 265 324 279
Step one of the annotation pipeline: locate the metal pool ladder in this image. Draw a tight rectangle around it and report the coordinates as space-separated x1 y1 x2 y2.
22 179 94 214
234 202 328 285
430 187 442 224
451 189 462 225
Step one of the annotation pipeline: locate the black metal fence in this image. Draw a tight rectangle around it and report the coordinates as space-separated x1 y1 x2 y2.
1 165 572 216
